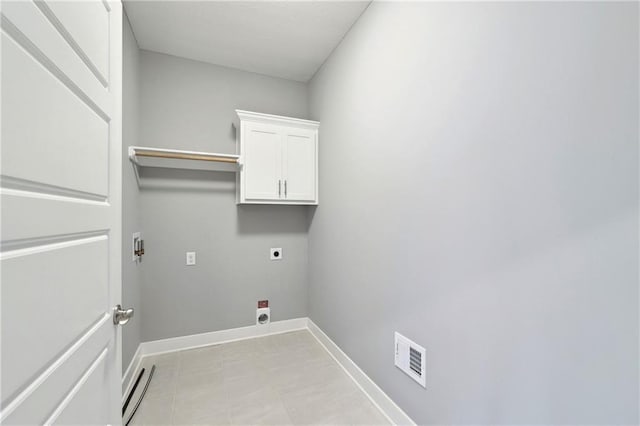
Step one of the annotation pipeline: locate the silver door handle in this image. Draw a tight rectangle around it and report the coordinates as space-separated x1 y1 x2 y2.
284 180 287 197
113 304 134 325
278 180 281 198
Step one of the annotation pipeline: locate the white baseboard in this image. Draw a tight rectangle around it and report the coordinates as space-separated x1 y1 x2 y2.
308 319 416 426
139 317 308 357
121 318 308 397
121 344 143 403
121 317 414 425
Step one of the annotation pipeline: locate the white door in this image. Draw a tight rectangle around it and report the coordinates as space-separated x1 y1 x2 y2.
242 122 282 201
282 129 317 202
1 0 124 424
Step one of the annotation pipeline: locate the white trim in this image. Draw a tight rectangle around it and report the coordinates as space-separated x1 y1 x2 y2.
236 109 319 129
139 317 308 357
121 344 143 402
120 317 414 425
308 319 416 426
120 318 308 402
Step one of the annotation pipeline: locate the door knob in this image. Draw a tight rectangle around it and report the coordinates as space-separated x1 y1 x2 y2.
113 304 134 325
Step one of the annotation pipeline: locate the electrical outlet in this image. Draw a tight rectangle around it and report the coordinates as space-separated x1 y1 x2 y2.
256 307 270 326
270 248 282 260
186 251 196 266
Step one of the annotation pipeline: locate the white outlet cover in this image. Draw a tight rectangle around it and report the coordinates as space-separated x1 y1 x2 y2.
186 251 196 265
270 248 283 260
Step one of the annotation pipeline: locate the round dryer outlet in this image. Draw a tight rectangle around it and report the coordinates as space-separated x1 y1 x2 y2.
256 307 270 326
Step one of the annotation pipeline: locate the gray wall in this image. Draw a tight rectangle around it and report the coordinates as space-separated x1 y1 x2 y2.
308 2 639 424
122 13 142 372
138 51 309 341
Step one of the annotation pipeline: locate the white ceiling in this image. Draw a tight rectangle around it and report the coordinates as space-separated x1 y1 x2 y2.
124 1 370 82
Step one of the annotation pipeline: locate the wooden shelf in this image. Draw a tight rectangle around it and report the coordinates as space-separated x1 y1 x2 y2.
128 146 240 172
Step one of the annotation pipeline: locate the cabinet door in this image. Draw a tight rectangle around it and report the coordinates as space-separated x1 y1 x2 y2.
282 128 317 202
243 122 282 200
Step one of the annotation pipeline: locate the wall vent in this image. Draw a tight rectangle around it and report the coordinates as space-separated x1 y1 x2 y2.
394 332 426 388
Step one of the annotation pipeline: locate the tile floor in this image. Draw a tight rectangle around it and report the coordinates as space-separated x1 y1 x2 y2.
127 330 391 425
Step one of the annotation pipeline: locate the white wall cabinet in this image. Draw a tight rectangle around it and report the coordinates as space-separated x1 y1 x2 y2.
236 110 319 205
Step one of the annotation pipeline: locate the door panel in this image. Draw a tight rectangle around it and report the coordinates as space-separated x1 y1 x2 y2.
39 0 110 85
243 122 282 200
283 129 316 202
2 32 109 197
2 319 112 425
1 0 110 114
0 191 111 242
50 349 110 425
0 1 122 425
1 236 109 401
